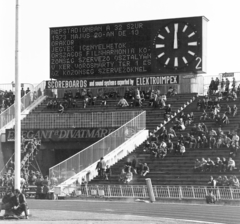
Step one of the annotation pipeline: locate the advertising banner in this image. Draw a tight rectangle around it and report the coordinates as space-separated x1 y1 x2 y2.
46 75 179 89
6 127 118 142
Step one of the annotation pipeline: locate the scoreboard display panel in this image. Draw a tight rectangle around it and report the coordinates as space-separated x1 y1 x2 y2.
50 16 207 78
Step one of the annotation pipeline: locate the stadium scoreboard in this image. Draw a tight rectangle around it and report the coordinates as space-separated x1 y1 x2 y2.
50 16 208 79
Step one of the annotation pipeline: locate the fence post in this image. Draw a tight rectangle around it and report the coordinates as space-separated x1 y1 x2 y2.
167 186 170 198
179 186 183 200
108 185 111 197
192 186 195 199
230 187 234 200
217 187 221 200
145 178 155 202
120 185 123 197
131 185 135 197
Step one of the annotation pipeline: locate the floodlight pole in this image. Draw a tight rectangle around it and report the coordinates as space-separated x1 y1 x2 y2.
14 0 21 190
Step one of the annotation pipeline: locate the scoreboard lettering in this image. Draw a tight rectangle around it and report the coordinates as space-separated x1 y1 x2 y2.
50 17 207 78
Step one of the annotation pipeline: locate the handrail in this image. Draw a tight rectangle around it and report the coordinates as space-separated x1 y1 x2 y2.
49 111 146 185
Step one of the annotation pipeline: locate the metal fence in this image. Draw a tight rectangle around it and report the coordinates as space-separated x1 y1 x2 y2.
49 111 146 185
62 184 240 200
21 111 142 129
0 81 54 129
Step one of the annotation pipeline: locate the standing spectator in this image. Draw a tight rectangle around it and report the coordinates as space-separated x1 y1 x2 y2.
26 87 30 94
164 104 172 119
208 176 217 188
222 157 228 172
232 104 238 117
104 165 112 180
21 87 25 97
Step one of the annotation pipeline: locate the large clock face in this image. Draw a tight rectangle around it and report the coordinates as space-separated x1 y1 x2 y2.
152 21 201 71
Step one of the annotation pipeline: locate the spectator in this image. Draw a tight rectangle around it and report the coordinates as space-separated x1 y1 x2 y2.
164 104 172 119
200 158 207 172
0 187 14 215
58 103 64 114
117 97 129 107
118 169 126 183
231 133 239 149
189 135 197 149
21 87 25 97
75 90 81 99
179 142 186 156
231 176 240 188
26 87 30 94
52 97 59 109
200 110 208 121
47 99 53 109
141 163 149 176
11 189 29 219
214 157 223 172
167 139 174 154
205 158 215 172
124 168 133 184
208 176 217 188
232 104 238 117
96 157 106 178
196 99 202 111
227 157 236 171
222 157 228 172
159 140 167 159
194 159 202 172
104 165 112 180
168 127 177 139
206 190 217 204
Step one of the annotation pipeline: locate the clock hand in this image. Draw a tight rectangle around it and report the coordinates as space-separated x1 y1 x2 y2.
173 23 178 49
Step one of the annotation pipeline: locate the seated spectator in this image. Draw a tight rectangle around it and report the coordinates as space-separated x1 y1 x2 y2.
223 135 232 148
46 99 53 109
63 90 68 99
206 190 217 204
72 99 77 108
178 118 186 131
0 187 14 215
216 176 223 187
199 110 207 121
231 133 239 149
159 140 167 159
164 104 172 119
189 135 197 149
231 175 240 188
205 158 215 172
201 135 208 148
200 157 207 172
222 175 229 186
196 99 202 111
167 86 174 97
118 169 126 183
101 96 107 106
168 127 177 139
190 124 197 136
196 136 203 149
75 90 81 99
117 97 129 107
167 139 174 154
179 142 186 156
194 159 202 172
62 99 68 109
221 112 229 125
145 88 152 99
11 189 29 219
222 157 228 172
141 163 149 176
52 97 59 108
149 90 157 107
227 157 236 171
214 157 223 172
58 103 64 114
83 95 90 108
124 168 133 184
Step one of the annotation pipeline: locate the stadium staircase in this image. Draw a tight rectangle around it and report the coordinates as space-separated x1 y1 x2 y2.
89 95 240 186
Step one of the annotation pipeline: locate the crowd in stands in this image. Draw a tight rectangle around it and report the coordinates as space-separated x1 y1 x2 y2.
208 175 239 188
46 86 177 113
0 87 31 114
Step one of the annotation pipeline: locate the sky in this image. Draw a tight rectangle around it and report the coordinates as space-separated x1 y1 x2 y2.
0 0 240 85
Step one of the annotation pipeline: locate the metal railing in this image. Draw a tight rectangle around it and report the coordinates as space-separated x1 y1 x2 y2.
21 111 142 129
49 111 146 185
62 184 240 200
0 81 54 129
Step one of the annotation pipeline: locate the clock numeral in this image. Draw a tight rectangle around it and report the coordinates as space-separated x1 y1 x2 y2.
195 57 202 69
